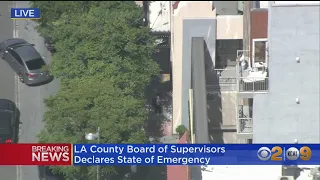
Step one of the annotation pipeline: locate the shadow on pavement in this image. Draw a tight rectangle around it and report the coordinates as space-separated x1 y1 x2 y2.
13 107 20 143
144 75 172 143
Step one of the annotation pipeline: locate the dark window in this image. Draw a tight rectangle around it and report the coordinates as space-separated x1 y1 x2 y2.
248 139 253 144
25 58 46 70
216 40 243 68
0 112 12 135
9 50 23 65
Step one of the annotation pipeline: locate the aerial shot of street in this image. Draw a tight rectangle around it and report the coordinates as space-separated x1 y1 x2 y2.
1 1 319 180
0 1 59 180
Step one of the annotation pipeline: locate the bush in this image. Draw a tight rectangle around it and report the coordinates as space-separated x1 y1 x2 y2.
175 125 187 136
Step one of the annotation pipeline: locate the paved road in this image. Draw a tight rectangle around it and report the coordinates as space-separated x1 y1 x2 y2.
0 1 60 180
0 1 17 180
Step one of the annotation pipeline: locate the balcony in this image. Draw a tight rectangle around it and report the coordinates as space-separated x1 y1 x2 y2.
239 77 269 92
239 118 253 133
237 48 269 93
237 104 253 134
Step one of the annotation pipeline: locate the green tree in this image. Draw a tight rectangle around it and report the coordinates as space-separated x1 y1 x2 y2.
40 76 148 179
37 1 158 97
29 1 95 36
176 125 187 137
33 1 160 179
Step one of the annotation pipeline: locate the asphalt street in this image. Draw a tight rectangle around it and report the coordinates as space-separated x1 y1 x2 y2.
0 1 60 180
0 1 17 179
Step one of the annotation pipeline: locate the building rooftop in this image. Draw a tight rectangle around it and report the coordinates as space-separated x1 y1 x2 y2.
202 165 282 180
272 1 320 6
259 1 269 8
149 1 171 32
201 165 319 180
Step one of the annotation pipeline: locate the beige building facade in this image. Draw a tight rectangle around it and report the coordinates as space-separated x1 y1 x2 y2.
171 1 244 135
171 1 216 132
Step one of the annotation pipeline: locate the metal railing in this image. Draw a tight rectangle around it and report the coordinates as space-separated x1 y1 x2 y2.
239 77 269 92
207 69 237 91
237 105 253 134
239 118 253 133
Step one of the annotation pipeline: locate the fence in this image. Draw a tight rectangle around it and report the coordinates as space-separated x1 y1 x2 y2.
239 77 269 92
238 118 253 133
206 69 237 91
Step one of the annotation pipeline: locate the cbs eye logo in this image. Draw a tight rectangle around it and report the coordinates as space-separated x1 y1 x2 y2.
257 146 312 161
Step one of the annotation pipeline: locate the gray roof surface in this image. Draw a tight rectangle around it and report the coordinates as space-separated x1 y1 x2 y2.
253 5 320 143
0 38 27 48
0 99 15 112
14 45 41 61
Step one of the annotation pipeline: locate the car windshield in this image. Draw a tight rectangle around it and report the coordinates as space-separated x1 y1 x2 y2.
0 112 11 135
25 58 46 70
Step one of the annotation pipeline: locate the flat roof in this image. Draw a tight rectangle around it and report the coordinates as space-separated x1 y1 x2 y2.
202 165 282 180
272 1 320 6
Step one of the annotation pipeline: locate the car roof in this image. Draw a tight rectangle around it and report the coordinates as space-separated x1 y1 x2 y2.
13 45 42 62
0 38 28 49
0 99 15 112
0 111 12 135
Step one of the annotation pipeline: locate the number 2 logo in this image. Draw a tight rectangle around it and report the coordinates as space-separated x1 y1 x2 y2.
271 146 283 161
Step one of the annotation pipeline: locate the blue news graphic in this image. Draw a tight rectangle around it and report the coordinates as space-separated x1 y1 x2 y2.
11 8 40 19
72 144 320 166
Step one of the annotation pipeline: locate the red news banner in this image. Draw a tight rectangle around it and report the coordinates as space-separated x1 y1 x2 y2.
0 144 72 165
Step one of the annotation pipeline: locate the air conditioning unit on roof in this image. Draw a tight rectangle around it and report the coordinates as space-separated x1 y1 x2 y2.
278 176 294 180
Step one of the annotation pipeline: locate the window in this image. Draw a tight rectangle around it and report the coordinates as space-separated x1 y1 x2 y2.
254 41 267 63
0 112 12 135
9 50 23 65
25 58 46 70
216 40 243 68
252 39 268 67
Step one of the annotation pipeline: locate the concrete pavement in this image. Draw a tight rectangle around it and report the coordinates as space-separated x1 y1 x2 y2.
0 1 60 180
0 2 17 180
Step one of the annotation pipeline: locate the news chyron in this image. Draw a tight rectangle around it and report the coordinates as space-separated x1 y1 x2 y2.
11 8 40 20
32 145 71 165
257 146 312 162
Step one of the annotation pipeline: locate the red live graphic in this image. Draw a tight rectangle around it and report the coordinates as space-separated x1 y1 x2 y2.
0 144 72 165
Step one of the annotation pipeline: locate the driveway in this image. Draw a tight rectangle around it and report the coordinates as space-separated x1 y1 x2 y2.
0 1 60 180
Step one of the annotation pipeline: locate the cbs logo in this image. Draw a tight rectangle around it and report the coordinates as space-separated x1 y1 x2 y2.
257 146 312 161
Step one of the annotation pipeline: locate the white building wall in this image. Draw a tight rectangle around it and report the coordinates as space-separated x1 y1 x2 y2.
149 1 171 32
216 15 243 39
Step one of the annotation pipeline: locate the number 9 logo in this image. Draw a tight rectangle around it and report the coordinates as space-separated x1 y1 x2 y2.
257 147 271 161
300 146 312 161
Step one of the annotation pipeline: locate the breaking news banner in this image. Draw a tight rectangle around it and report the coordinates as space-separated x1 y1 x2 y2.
72 144 320 166
11 8 41 19
0 144 320 165
0 144 71 165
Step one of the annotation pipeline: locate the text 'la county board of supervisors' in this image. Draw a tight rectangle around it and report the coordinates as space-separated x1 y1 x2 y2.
74 145 226 155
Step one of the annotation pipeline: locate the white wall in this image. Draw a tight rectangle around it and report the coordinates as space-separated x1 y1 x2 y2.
217 15 243 39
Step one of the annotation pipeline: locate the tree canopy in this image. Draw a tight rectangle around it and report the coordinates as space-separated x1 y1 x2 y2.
30 1 159 179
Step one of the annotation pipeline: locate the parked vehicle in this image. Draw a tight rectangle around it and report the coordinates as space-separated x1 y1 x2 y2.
0 99 18 144
0 38 53 86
